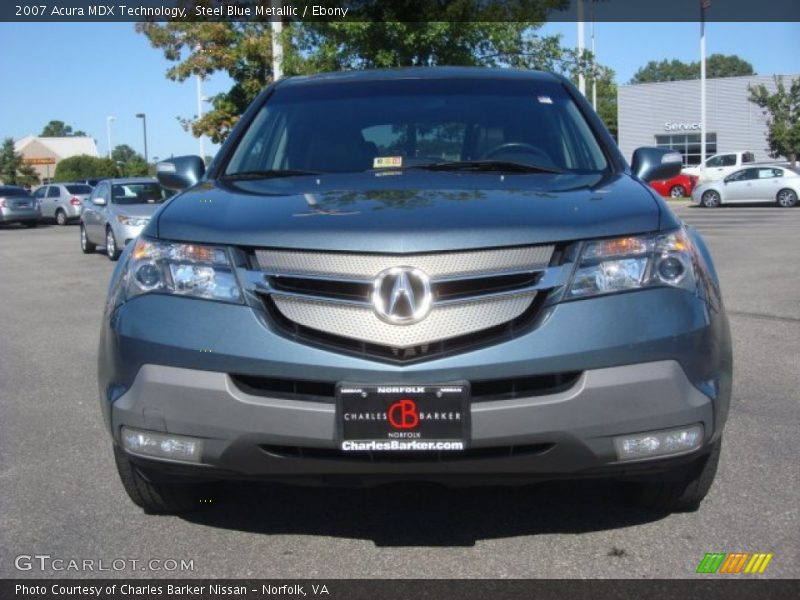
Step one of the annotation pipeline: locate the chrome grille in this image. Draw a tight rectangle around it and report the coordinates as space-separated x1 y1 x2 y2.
249 245 562 351
255 245 554 278
272 292 537 348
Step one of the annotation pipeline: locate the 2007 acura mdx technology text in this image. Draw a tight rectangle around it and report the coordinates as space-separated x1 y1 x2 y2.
99 68 732 514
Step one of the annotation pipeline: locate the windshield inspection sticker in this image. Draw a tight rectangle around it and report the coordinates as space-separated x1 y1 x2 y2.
373 156 403 169
537 95 553 104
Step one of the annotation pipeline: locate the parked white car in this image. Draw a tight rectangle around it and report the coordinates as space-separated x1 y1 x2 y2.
691 165 800 208
683 151 755 182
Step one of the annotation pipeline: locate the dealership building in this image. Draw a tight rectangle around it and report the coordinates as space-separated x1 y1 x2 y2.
13 135 99 184
618 73 799 167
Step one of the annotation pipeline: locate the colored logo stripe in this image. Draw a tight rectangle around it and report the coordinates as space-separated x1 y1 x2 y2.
719 553 749 573
744 553 773 574
697 553 726 573
696 552 773 574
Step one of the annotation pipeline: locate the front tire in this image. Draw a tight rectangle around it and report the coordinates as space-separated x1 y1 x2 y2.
701 190 721 208
776 188 797 208
55 209 68 225
628 437 722 512
106 226 120 261
80 224 96 254
669 185 687 198
113 446 218 514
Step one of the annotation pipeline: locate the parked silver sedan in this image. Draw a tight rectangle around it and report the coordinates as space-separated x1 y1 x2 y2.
0 185 40 227
33 182 93 225
692 165 800 208
80 178 169 260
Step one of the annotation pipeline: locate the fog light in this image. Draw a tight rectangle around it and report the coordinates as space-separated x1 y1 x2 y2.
121 427 203 463
614 425 703 461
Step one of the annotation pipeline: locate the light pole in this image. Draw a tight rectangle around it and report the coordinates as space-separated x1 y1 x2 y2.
591 13 597 110
700 0 710 176
271 0 284 80
106 116 116 158
577 0 585 96
135 113 148 164
195 74 206 160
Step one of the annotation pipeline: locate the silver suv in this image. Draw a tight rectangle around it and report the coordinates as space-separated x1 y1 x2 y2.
33 183 93 225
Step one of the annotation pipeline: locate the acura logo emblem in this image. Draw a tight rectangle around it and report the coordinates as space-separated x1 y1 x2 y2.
372 267 432 324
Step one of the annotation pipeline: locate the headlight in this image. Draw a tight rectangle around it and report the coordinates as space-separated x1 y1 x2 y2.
116 215 149 227
566 228 695 299
125 238 242 303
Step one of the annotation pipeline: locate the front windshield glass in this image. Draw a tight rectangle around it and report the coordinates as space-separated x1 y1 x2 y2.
224 78 608 176
111 182 168 205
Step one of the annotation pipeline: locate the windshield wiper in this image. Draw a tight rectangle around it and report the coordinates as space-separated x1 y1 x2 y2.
410 160 564 174
220 169 320 181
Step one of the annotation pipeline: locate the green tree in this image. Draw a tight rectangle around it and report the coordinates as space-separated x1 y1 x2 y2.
54 155 117 181
570 62 617 140
0 138 40 187
40 120 88 137
631 54 755 84
111 144 150 176
137 3 573 143
748 76 800 167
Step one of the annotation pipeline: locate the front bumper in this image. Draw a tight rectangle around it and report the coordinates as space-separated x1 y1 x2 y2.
112 360 713 481
112 222 147 246
100 285 732 482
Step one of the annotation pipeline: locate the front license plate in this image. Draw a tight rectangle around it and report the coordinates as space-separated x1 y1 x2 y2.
337 383 469 452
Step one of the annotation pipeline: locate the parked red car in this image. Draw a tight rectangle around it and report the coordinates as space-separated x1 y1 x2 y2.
649 173 698 198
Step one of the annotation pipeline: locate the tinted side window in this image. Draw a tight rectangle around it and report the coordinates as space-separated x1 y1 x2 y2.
65 185 92 194
743 152 755 163
92 183 108 202
727 170 748 182
34 187 47 198
719 154 737 167
47 187 61 198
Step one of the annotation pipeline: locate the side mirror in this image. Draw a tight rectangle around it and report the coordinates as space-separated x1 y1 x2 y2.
92 196 107 206
157 155 205 191
631 147 683 182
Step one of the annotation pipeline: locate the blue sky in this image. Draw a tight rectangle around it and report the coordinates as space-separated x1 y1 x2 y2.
1 21 797 161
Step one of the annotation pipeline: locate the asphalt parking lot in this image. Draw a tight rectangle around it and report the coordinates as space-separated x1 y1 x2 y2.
1 203 798 579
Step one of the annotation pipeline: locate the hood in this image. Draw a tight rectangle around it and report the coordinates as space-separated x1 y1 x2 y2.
153 171 670 253
113 203 163 219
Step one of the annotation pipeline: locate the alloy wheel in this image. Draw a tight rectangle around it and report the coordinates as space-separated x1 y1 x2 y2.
702 191 721 208
670 185 687 198
777 189 797 208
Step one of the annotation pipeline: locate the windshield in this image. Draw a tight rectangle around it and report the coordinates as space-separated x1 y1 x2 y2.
0 186 31 197
66 184 92 195
225 78 608 177
111 183 168 205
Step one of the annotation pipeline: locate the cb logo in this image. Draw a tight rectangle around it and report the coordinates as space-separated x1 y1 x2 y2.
388 399 419 429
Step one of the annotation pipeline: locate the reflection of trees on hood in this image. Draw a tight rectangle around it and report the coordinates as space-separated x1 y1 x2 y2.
316 189 487 211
